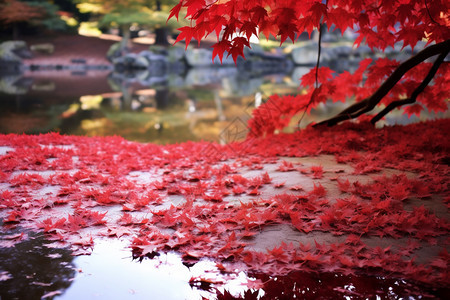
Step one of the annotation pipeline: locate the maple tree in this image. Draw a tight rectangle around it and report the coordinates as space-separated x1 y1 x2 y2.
169 0 449 135
0 0 67 39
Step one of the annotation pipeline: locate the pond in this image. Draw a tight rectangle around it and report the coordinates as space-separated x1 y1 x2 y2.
0 63 298 144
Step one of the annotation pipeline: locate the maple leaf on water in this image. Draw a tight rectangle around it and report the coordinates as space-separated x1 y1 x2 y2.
80 209 107 226
430 257 447 269
104 226 132 238
39 217 66 233
67 214 87 232
298 242 312 252
152 180 166 190
118 212 135 226
277 160 295 172
274 181 285 188
289 185 304 191
295 250 321 266
345 234 362 246
310 165 323 178
375 199 392 211
73 235 94 248
308 183 327 198
203 191 223 202
232 185 245 195
338 255 355 268
10 173 45 187
268 245 289 263
248 176 263 188
247 187 260 196
261 172 272 184
3 210 21 223
389 183 410 201
291 212 315 233
337 179 351 193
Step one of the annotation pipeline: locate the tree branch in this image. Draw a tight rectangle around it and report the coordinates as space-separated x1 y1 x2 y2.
314 39 450 127
370 50 448 123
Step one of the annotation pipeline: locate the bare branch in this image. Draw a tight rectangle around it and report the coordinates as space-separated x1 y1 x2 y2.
314 39 450 127
371 50 448 123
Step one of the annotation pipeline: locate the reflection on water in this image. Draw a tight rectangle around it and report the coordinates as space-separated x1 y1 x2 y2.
60 239 254 300
0 228 76 299
0 66 303 143
1 233 446 299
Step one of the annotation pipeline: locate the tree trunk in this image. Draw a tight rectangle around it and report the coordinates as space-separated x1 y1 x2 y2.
154 27 169 46
155 88 169 109
12 23 19 40
120 25 132 54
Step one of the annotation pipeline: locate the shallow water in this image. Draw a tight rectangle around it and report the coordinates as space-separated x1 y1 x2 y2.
1 229 447 299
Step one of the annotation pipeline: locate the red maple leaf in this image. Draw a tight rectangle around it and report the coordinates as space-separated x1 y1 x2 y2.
227 36 250 64
404 103 423 117
174 26 196 49
310 165 323 178
241 21 258 41
274 181 285 188
300 67 334 87
167 1 183 22
309 183 327 198
184 0 205 19
268 245 289 263
212 40 231 64
337 179 351 193
277 160 295 172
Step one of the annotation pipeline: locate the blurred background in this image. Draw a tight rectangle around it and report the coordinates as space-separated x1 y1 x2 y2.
1 0 446 144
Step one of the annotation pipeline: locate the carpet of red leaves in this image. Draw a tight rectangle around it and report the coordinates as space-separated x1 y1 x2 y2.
0 120 449 291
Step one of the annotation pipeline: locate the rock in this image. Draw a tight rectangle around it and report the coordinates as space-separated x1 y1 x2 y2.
290 42 320 65
0 60 22 75
290 41 373 66
113 53 150 71
185 67 237 86
0 41 29 62
107 42 125 62
0 75 31 95
185 48 234 67
167 46 185 63
30 43 54 54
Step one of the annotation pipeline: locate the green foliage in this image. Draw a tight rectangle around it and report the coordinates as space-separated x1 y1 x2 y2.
25 0 67 31
77 0 181 29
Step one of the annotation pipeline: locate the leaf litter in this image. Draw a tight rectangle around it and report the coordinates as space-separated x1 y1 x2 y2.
0 120 449 297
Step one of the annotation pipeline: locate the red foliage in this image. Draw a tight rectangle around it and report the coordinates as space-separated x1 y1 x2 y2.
170 0 449 135
0 121 449 287
0 0 44 25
